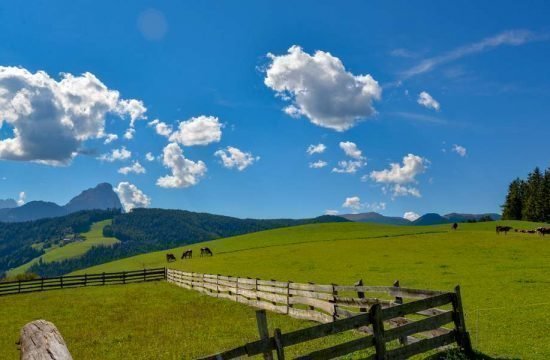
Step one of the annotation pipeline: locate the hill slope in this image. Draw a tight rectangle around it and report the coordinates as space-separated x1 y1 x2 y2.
339 212 411 225
76 220 549 359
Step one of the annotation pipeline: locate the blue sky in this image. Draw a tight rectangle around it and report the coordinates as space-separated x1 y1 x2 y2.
0 1 549 219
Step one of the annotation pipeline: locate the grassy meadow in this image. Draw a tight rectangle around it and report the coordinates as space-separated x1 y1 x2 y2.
74 220 550 359
0 281 366 360
6 220 119 277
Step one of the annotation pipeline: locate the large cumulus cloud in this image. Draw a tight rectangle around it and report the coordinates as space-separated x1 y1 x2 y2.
264 46 381 131
0 66 146 165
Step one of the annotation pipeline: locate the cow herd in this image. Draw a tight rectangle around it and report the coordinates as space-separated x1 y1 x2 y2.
496 225 550 236
166 247 214 262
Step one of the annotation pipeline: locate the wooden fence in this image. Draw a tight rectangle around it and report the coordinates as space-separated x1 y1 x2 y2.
0 268 166 296
167 269 472 359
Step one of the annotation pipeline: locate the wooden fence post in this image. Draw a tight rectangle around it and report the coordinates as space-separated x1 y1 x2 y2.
60 276 63 289
256 310 274 360
332 283 339 321
307 282 315 310
452 285 473 356
122 271 126 284
355 279 366 312
41 278 44 291
287 281 292 315
273 328 285 360
102 272 105 285
370 304 386 360
393 280 407 345
84 274 87 286
18 280 22 294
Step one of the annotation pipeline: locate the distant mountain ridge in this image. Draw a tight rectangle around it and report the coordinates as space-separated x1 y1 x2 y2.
0 183 122 222
0 199 17 209
340 212 411 225
339 212 501 226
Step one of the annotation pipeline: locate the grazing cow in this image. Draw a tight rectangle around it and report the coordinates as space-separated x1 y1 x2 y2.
536 227 550 236
181 250 192 259
452 223 458 230
200 247 213 257
496 225 513 235
527 230 536 234
166 253 176 262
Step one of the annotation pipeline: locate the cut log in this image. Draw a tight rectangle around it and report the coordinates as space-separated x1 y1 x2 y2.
20 320 73 360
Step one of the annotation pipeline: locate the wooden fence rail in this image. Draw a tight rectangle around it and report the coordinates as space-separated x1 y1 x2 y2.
0 268 166 296
166 269 472 359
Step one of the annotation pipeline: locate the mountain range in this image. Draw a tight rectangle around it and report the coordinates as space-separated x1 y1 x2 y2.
340 212 501 226
0 183 122 222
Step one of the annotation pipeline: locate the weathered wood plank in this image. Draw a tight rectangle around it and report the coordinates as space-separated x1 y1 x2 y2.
288 296 335 314
289 289 334 301
381 293 453 320
20 320 73 360
289 283 333 292
258 285 289 295
384 312 454 342
288 308 333 323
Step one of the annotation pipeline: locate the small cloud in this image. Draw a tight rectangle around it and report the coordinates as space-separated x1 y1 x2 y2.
342 196 362 211
309 160 327 169
169 115 222 146
98 147 132 162
452 144 467 157
17 191 26 206
339 141 364 160
332 160 364 174
325 209 339 215
157 143 207 188
148 119 173 137
214 146 259 171
145 152 155 162
118 161 146 175
103 134 118 144
114 182 151 211
403 211 420 221
417 91 440 111
306 143 326 155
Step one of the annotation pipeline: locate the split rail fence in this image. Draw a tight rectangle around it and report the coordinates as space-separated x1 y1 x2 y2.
0 268 166 296
167 269 472 359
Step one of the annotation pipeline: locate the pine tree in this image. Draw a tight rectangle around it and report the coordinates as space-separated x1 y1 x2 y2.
502 178 525 220
543 168 550 222
522 167 544 222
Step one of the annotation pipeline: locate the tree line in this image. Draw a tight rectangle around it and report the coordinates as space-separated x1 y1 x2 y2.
502 166 550 222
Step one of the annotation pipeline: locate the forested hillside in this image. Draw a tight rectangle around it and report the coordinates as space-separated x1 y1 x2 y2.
27 209 347 277
502 166 550 222
0 210 119 277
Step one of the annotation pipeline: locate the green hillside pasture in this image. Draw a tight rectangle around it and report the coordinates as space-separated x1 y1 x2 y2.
7 220 119 277
78 221 550 359
0 281 367 360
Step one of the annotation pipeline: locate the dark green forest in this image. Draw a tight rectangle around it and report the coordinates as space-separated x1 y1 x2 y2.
501 166 550 222
26 209 347 277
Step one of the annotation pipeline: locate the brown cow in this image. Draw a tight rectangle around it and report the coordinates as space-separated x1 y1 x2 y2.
496 226 513 235
181 250 192 259
200 247 213 257
166 253 176 262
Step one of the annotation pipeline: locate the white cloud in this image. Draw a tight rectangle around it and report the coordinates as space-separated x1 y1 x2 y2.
325 209 339 215
148 119 173 137
391 184 421 198
332 160 364 174
145 152 155 161
369 154 428 185
123 127 136 140
339 141 364 160
417 91 440 111
403 211 420 221
404 30 544 78
17 191 26 206
98 146 132 162
103 134 118 144
264 45 381 131
368 202 387 211
306 143 326 155
0 66 146 165
118 161 146 175
169 115 222 146
309 160 328 169
342 196 362 211
215 146 259 171
114 182 151 212
157 142 207 188
452 144 467 157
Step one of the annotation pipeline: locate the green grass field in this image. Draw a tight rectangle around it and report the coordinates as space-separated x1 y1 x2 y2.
75 220 550 359
0 281 369 359
2 220 549 359
6 220 119 277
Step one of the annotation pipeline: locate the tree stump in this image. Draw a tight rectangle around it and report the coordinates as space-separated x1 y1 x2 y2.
20 320 73 360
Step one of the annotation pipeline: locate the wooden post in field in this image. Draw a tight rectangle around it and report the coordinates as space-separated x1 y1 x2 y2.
18 280 21 294
102 272 105 285
355 279 366 312
122 271 126 284
393 280 407 345
256 310 274 360
41 278 44 291
453 285 473 356
20 320 73 360
60 276 63 289
370 304 386 360
273 328 285 360
84 274 87 286
307 282 315 310
332 283 339 321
